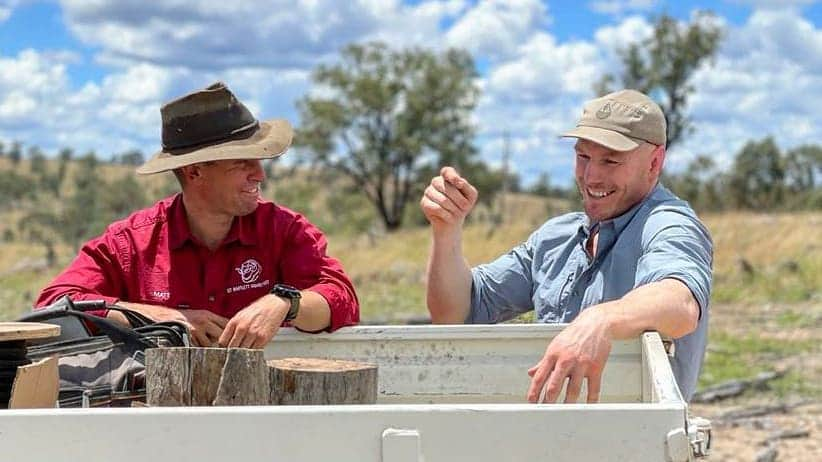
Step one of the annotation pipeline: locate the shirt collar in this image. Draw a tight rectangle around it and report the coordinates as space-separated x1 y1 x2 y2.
168 194 258 249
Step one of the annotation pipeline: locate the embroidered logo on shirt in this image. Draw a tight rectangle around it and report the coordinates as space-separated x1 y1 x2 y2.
236 259 262 284
151 290 170 301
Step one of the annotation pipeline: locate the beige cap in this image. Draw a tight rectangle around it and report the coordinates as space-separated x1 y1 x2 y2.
560 89 666 151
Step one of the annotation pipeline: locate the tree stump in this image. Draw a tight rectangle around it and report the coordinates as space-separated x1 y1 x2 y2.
268 358 378 405
146 347 269 406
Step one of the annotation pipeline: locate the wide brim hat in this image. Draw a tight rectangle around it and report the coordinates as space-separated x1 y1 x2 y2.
137 82 293 175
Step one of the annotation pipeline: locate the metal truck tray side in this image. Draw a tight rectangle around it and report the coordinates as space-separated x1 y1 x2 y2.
0 324 709 461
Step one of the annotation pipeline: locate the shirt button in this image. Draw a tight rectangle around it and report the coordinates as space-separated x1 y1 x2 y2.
208 295 215 302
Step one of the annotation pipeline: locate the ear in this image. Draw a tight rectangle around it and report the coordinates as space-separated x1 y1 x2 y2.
649 144 665 176
180 164 205 184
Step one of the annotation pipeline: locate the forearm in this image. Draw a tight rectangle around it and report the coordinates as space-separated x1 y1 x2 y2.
425 229 473 324
292 290 331 332
597 278 700 340
117 301 175 320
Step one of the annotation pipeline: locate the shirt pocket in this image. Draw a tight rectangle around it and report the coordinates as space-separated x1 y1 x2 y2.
137 271 173 305
535 271 575 322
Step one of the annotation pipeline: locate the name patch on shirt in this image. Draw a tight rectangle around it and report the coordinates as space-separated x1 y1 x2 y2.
151 290 170 301
226 279 270 294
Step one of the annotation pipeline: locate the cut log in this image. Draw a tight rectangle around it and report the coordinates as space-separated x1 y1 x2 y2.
761 428 810 445
717 403 790 422
692 369 786 403
268 357 377 405
146 347 269 407
212 349 269 406
145 348 190 406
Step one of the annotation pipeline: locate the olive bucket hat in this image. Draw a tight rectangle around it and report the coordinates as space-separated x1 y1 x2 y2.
136 81 293 175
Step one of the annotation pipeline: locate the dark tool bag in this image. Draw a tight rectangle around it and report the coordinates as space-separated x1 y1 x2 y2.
18 296 190 407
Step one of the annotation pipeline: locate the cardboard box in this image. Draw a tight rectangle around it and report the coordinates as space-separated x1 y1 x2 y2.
9 356 59 409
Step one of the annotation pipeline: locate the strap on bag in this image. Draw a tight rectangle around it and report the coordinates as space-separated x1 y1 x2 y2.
19 296 157 350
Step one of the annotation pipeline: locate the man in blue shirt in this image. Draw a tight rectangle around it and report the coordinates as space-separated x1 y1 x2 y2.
420 89 712 402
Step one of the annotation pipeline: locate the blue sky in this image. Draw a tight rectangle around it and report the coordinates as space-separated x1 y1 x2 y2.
1 0 821 186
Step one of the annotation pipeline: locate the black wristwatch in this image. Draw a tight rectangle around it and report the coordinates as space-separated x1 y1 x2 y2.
271 284 301 321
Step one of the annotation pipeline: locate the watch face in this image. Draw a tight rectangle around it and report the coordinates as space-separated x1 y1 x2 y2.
274 284 301 299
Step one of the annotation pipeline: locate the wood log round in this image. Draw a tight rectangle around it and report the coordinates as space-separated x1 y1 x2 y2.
268 358 377 405
147 347 269 407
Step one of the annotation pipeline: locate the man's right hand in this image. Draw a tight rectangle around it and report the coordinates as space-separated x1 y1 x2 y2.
176 309 229 346
420 166 478 233
117 302 228 347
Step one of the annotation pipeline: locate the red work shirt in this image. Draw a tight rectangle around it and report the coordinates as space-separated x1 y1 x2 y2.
36 194 359 331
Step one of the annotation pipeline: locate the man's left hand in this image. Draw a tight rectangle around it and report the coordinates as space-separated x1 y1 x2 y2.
526 306 613 404
218 295 289 349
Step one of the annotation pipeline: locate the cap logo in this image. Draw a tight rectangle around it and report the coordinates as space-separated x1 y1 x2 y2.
236 258 262 284
596 102 612 119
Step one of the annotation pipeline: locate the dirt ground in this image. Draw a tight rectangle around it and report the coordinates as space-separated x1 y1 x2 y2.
691 401 821 461
690 301 821 461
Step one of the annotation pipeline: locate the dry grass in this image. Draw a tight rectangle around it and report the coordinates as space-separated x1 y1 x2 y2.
2 190 820 320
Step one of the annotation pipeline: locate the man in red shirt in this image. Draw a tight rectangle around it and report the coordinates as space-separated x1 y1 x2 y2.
36 82 359 348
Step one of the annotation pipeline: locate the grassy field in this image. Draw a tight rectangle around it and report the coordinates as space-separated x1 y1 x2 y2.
0 182 819 399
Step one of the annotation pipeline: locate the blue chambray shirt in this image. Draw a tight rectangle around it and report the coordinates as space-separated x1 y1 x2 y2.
468 184 713 401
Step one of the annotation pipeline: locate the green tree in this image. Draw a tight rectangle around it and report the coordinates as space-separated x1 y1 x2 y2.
0 170 36 208
784 145 821 192
528 172 561 197
114 149 145 166
596 13 722 149
664 154 721 211
783 144 822 209
60 152 104 245
28 146 47 176
727 138 785 210
18 208 61 265
102 173 148 220
296 42 480 230
54 147 74 197
8 141 22 166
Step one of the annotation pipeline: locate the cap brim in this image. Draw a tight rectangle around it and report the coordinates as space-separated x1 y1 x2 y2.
559 126 640 152
136 118 293 175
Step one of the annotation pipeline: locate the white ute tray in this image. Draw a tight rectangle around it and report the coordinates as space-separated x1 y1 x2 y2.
0 324 709 461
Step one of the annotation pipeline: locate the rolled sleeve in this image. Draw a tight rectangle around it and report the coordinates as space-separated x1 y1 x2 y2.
468 239 535 324
280 214 359 332
635 210 713 318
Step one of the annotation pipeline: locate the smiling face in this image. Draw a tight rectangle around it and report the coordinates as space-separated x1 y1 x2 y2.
194 158 266 218
574 139 664 222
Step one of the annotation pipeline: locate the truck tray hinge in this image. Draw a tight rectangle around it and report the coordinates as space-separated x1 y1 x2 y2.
688 416 712 458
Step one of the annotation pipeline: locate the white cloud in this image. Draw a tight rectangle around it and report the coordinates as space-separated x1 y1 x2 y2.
0 0 21 23
593 15 653 53
588 0 658 16
365 0 467 49
474 7 822 186
486 34 601 102
60 0 465 70
674 8 822 167
0 49 73 131
728 0 816 9
445 0 549 60
4 2 822 189
0 46 315 157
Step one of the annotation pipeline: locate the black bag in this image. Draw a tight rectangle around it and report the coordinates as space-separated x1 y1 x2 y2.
18 296 190 407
